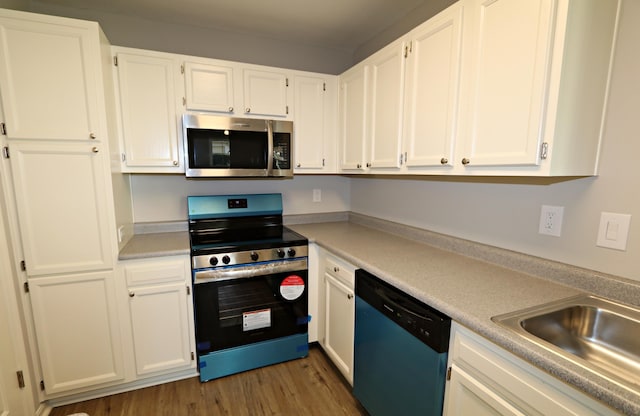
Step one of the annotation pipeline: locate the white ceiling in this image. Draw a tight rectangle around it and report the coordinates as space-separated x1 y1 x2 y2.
31 0 439 51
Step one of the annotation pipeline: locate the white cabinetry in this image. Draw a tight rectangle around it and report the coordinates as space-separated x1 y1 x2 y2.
123 256 195 377
0 13 104 141
29 272 124 395
293 75 338 173
8 141 114 276
319 251 355 384
339 64 368 171
184 60 235 114
113 47 184 172
0 9 123 397
243 69 289 117
443 323 617 416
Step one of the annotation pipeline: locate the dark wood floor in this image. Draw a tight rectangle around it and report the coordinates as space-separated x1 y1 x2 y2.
49 346 367 416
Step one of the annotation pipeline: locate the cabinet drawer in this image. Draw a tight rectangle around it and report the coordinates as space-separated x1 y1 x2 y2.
324 253 355 288
449 324 616 416
123 257 189 287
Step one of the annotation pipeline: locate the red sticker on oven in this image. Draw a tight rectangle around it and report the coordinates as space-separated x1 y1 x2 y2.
280 275 305 300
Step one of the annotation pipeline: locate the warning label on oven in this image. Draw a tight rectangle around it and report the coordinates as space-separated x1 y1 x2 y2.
280 275 305 301
243 309 271 332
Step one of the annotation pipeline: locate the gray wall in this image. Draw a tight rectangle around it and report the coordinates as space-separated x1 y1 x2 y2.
351 0 640 282
26 1 353 74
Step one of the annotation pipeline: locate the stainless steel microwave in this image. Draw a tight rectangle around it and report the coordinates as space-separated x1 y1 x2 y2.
183 114 293 178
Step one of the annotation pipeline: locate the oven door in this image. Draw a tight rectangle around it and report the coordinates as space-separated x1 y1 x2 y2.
193 259 308 355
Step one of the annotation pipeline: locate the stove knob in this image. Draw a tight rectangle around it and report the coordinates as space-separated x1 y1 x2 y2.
222 255 231 265
209 256 219 266
287 248 296 257
250 252 259 261
276 249 286 258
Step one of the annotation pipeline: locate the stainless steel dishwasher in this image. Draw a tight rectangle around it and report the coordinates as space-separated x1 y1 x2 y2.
354 269 451 416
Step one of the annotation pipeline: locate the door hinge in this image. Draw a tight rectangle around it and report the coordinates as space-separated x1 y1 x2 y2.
23 281 29 293
400 153 403 165
322 158 325 167
181 64 185 74
286 78 289 87
286 105 289 115
186 285 191 296
121 153 126 162
16 371 25 388
1 122 6 135
191 352 195 361
40 380 45 391
2 146 9 159
446 366 452 381
20 260 26 271
323 82 326 92
540 142 549 159
113 56 118 66
183 97 186 106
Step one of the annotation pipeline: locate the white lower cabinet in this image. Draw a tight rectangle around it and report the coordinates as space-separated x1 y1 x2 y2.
29 271 124 395
318 250 355 385
122 256 196 378
443 323 618 416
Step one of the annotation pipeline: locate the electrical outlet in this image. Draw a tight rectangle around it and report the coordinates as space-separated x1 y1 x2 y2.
313 189 321 203
538 205 564 237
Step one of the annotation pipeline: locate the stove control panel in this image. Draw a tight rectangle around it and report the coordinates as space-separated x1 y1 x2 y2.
192 245 309 270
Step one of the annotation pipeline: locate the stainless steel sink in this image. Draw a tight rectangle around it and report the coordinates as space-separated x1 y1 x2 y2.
492 294 640 393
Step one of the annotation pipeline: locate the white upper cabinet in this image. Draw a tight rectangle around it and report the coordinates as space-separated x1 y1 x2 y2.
367 40 406 171
339 63 368 171
243 69 289 117
0 13 104 141
293 74 338 173
9 141 114 276
113 47 184 172
403 3 463 170
184 61 235 114
456 0 620 175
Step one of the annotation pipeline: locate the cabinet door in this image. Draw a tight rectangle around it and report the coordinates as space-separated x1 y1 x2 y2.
0 13 102 141
9 141 113 276
29 271 124 394
444 364 524 416
368 41 405 170
339 65 368 171
128 282 194 376
243 69 288 117
323 272 355 384
459 0 555 167
184 61 235 114
115 51 183 171
293 75 329 171
404 3 463 168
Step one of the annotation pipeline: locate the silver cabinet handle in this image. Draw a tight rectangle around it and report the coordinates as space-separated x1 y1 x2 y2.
461 158 470 165
356 164 362 169
366 162 371 168
91 147 99 153
89 133 96 139
296 163 301 168
333 266 339 273
347 293 354 300
228 107 234 112
173 160 178 166
129 292 135 298
245 108 251 113
441 157 448 165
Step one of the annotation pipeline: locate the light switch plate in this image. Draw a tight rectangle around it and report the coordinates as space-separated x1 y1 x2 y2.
596 212 631 251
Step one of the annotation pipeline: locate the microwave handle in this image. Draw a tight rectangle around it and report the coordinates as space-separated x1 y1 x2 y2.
266 120 274 176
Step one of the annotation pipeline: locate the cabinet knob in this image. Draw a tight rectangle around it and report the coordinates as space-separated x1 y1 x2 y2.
347 293 353 300
245 108 251 113
333 266 339 273
228 107 234 112
461 158 470 165
296 163 301 168
366 162 371 168
173 160 178 166
129 292 135 298
441 157 448 165
89 132 96 139
91 147 99 153
356 164 362 169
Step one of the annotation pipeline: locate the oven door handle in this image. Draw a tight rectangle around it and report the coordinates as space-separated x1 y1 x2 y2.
194 258 308 284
